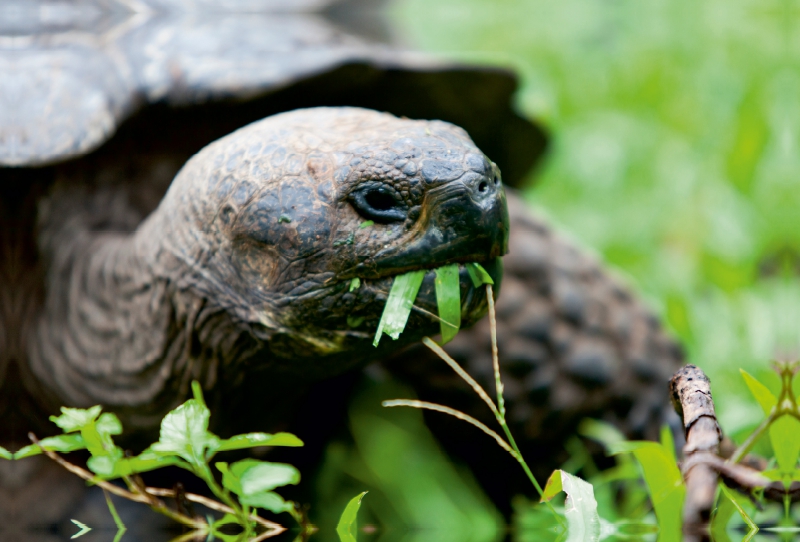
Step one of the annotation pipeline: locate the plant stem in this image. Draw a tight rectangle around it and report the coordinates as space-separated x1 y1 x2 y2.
485 285 505 418
729 412 777 464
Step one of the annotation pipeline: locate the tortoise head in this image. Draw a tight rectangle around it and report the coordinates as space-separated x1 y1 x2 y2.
148 107 508 373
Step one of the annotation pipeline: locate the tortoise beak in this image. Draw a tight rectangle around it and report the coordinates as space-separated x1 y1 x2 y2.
369 179 509 272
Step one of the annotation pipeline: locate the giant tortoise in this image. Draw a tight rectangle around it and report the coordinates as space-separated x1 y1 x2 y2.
0 0 683 530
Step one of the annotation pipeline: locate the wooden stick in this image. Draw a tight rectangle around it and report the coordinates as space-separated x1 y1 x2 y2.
669 365 722 530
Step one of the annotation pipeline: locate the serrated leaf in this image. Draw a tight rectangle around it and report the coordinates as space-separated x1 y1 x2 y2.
216 432 303 452
540 470 600 542
50 405 103 433
337 491 368 542
465 262 494 287
373 269 425 346
769 415 800 476
434 264 461 344
740 369 777 416
150 399 220 466
609 441 684 541
14 434 87 459
95 412 123 436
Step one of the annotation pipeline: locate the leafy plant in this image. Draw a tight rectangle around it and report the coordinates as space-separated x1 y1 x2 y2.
17 381 303 540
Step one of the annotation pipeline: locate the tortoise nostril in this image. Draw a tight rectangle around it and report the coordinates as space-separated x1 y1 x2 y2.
478 181 489 193
494 175 500 185
349 185 407 223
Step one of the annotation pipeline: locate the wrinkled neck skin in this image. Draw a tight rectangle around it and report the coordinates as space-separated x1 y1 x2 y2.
28 207 231 429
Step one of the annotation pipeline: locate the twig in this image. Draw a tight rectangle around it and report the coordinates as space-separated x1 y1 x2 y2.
421 337 498 415
147 488 284 531
382 400 515 455
28 433 284 535
669 365 722 530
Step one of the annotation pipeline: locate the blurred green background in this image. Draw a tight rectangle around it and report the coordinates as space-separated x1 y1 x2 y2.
391 0 800 436
316 0 799 539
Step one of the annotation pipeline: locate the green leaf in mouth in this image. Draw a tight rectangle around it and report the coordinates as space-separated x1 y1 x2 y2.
466 262 494 288
434 264 461 344
373 269 426 346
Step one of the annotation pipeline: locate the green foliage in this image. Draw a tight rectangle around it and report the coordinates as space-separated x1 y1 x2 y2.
541 470 600 541
16 380 304 538
0 446 11 460
608 440 684 541
336 491 367 542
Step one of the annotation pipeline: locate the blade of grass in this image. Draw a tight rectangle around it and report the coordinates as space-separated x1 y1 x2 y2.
434 264 461 344
373 270 426 346
466 262 494 287
336 491 368 542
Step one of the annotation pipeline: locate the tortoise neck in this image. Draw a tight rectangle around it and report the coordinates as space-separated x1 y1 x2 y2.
27 208 261 428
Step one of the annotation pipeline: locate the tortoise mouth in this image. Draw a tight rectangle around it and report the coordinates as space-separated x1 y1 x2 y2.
341 257 502 336
265 258 501 366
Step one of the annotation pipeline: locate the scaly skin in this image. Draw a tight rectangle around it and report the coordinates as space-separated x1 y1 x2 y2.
25 107 508 434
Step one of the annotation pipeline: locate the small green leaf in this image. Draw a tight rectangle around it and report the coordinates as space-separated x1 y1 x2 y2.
769 415 800 476
216 432 303 452
359 220 374 229
0 446 12 460
95 412 123 437
238 460 301 493
70 519 92 539
50 405 103 432
150 398 220 466
218 459 300 513
540 470 600 541
465 262 494 288
740 369 777 416
337 491 368 542
609 441 684 541
241 491 294 514
14 434 87 459
373 269 426 346
279 215 292 223
349 277 361 292
434 264 461 344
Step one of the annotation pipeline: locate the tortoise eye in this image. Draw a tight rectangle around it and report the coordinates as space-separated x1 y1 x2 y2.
349 184 407 223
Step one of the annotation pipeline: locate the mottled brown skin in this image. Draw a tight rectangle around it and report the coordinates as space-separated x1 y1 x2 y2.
25 107 508 433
